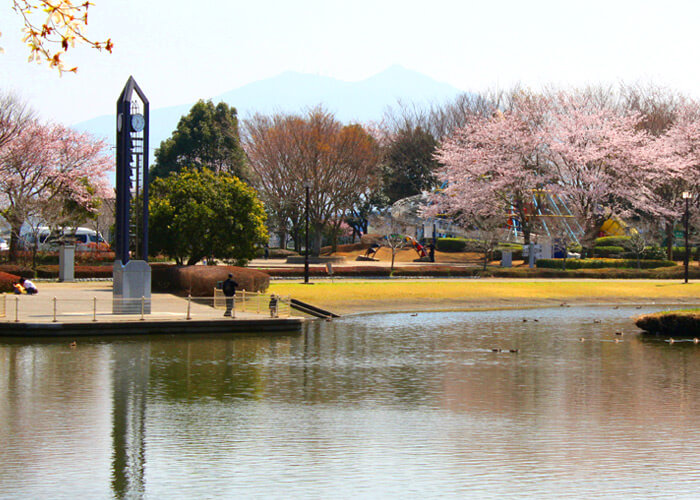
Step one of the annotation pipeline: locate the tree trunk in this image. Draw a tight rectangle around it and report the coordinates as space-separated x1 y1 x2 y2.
665 221 674 261
312 227 323 257
8 222 23 263
390 251 396 271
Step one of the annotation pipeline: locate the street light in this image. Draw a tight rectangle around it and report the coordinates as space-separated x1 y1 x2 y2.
303 181 311 284
682 191 692 284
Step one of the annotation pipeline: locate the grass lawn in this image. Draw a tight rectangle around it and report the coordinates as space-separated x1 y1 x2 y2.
269 279 700 315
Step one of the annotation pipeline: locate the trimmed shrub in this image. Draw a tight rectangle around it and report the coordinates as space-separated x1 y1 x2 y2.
257 263 699 279
151 264 270 297
594 236 631 247
494 244 524 261
263 266 392 278
0 264 35 278
592 246 626 257
536 258 676 269
269 248 300 259
671 247 699 261
436 238 467 252
0 270 21 292
75 250 116 264
35 265 113 279
489 266 699 279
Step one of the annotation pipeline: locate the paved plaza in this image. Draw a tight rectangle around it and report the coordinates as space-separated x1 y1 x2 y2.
1 282 294 325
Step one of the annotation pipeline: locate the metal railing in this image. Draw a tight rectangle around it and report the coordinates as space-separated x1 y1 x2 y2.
1 291 292 323
213 289 292 318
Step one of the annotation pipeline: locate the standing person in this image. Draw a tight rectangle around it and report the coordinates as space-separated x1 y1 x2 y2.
268 294 278 318
264 243 270 260
19 277 38 295
222 273 238 317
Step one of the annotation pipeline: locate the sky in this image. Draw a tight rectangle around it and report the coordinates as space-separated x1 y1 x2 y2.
2 0 700 125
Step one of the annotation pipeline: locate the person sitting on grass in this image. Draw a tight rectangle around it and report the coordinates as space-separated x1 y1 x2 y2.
19 277 38 295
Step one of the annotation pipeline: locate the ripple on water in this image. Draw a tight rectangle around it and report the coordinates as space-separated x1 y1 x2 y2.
1 306 699 498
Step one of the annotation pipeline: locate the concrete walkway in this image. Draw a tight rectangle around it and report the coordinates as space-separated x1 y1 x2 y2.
1 282 299 326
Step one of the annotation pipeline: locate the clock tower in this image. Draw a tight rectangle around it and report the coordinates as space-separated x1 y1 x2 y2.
114 77 151 314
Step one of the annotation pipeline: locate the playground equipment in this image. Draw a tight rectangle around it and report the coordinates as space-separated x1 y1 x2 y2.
363 235 429 260
506 190 585 245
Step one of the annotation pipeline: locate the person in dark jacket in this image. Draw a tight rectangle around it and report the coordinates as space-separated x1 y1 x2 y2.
268 294 278 317
222 273 238 317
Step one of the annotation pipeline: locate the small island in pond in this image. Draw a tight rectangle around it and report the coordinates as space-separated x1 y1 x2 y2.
636 308 700 336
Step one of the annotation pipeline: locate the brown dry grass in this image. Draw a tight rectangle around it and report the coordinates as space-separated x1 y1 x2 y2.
269 280 700 315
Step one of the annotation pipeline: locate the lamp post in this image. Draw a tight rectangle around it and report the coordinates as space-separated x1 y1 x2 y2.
682 191 692 284
304 182 311 284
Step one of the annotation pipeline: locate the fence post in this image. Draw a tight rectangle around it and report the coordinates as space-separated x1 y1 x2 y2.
187 294 192 320
14 296 19 323
257 291 261 314
232 291 236 319
53 296 57 323
93 297 97 322
140 296 145 321
242 289 246 313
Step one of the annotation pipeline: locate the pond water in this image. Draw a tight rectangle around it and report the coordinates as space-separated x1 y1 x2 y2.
1 306 699 499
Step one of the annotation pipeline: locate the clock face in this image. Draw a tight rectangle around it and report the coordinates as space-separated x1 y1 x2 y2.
131 113 145 132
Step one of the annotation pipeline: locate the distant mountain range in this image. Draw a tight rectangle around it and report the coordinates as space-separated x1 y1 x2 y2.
73 65 464 164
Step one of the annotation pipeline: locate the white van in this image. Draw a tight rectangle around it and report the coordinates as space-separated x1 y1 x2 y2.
21 226 109 252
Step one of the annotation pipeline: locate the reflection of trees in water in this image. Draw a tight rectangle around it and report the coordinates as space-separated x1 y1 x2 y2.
146 335 295 401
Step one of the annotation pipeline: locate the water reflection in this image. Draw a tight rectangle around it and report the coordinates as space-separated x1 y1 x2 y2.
111 341 149 498
1 307 700 498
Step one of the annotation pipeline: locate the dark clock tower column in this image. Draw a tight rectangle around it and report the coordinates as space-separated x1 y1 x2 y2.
113 77 151 314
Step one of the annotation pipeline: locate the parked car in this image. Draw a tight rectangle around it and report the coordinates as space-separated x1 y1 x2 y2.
20 227 109 252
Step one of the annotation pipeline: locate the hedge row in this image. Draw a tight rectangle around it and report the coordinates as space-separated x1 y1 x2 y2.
260 264 699 279
436 238 467 252
594 236 631 247
151 264 270 297
592 246 626 257
34 265 113 279
536 258 676 269
490 266 700 279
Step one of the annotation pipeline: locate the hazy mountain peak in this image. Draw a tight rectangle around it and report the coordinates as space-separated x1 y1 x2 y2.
74 67 464 171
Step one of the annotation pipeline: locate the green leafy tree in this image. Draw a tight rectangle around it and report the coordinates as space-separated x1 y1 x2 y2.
152 100 249 181
381 126 439 204
149 168 267 266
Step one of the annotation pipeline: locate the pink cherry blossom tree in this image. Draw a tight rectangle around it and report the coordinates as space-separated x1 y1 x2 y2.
431 92 551 245
0 120 112 261
650 105 700 258
544 91 662 247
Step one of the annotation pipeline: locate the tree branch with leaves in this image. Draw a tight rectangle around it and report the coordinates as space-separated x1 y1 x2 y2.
3 0 112 73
